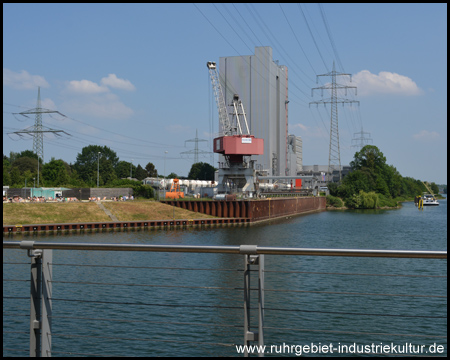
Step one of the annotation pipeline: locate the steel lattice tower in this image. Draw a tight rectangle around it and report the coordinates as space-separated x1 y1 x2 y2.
181 129 211 164
9 87 69 186
33 87 44 160
351 127 373 152
310 62 359 182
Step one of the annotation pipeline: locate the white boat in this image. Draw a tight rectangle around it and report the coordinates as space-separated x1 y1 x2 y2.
422 193 439 206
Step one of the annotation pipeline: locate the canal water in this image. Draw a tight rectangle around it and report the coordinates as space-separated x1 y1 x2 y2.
3 199 447 356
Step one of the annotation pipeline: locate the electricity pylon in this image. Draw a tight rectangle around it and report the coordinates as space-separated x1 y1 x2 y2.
9 87 69 186
310 62 359 182
351 127 373 152
181 129 211 164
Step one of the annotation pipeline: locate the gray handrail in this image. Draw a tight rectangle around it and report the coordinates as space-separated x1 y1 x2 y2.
3 241 447 258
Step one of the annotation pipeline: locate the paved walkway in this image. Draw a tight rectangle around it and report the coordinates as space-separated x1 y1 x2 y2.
97 202 119 222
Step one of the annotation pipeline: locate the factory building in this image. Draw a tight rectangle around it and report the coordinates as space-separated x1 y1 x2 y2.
298 164 352 188
219 46 302 178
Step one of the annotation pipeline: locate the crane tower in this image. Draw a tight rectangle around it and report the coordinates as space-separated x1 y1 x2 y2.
207 61 264 194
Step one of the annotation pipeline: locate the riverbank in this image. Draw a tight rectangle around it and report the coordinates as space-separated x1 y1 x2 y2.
3 200 216 226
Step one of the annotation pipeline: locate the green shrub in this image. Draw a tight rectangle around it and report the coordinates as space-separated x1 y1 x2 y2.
378 194 398 208
326 195 344 208
345 190 379 209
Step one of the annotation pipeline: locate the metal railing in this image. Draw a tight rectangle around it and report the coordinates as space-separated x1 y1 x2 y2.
3 241 447 357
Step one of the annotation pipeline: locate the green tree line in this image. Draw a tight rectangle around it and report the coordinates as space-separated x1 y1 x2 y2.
3 145 216 197
327 145 440 209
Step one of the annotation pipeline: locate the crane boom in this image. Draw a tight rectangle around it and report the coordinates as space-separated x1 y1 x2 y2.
207 61 231 136
422 181 435 195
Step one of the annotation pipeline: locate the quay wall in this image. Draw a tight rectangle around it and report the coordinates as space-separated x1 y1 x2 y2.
162 197 326 222
3 197 325 234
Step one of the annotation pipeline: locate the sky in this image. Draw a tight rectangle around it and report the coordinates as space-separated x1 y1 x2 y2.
3 3 447 184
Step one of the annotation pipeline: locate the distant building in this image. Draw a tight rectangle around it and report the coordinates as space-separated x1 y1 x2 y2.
298 165 352 188
219 46 302 178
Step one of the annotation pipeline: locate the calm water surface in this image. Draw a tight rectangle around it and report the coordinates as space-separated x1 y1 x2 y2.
3 199 447 356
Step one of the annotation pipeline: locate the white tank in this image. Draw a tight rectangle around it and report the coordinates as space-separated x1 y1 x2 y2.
144 178 164 188
190 180 200 188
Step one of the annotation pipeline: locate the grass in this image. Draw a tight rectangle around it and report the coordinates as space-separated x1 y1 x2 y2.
102 201 215 221
3 200 215 225
3 202 110 225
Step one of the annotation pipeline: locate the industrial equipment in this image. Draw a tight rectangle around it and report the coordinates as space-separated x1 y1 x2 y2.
207 61 264 195
165 179 184 199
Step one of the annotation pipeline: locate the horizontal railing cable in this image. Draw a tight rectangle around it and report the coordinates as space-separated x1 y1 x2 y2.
262 307 446 318
263 269 447 277
49 315 243 329
48 297 242 310
46 279 445 298
262 326 448 339
49 332 236 347
49 280 243 292
263 287 446 298
50 262 243 272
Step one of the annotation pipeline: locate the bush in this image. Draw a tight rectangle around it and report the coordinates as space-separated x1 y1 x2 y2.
378 194 398 208
326 195 344 208
345 190 379 209
108 179 155 199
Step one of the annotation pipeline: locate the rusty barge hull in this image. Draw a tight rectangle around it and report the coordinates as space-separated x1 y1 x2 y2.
162 197 326 223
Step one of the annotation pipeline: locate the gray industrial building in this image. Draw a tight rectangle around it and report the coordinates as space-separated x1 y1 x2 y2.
219 46 302 177
298 164 352 188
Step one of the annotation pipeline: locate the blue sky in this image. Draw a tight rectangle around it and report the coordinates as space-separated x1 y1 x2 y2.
3 3 447 184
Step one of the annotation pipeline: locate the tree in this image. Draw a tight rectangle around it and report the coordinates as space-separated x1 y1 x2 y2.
11 157 38 175
145 162 158 178
42 158 70 186
135 164 147 181
350 145 387 173
73 145 119 184
99 158 117 185
10 167 21 186
115 161 132 179
187 162 216 180
3 156 11 185
339 169 371 198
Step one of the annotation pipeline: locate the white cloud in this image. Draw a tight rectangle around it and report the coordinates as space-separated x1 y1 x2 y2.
66 79 109 94
290 123 308 132
3 68 49 90
412 130 440 142
62 75 135 119
352 70 422 96
101 74 135 91
41 98 57 110
289 123 327 138
61 93 133 120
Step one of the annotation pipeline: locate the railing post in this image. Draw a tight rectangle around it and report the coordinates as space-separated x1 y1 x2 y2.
243 255 251 357
41 250 52 357
29 249 42 357
258 254 265 354
243 253 265 357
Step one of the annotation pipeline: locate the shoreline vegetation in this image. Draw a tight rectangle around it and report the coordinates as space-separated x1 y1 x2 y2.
323 145 444 210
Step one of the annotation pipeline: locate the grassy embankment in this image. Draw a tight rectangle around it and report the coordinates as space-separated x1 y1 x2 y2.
3 200 215 225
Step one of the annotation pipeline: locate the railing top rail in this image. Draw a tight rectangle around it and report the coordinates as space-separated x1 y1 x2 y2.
3 241 447 259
